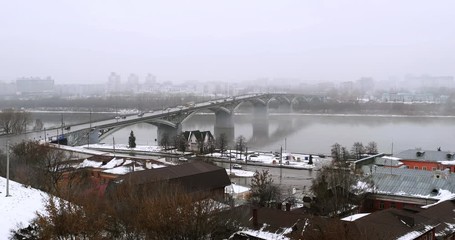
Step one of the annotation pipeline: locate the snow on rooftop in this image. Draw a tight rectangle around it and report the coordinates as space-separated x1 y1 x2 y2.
78 159 103 168
0 177 48 239
421 189 455 209
396 225 435 240
100 158 130 169
381 156 401 160
225 183 250 194
439 161 455 165
341 213 370 222
226 169 255 177
235 229 290 240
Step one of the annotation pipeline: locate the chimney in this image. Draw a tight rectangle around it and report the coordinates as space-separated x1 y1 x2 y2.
252 208 258 228
285 202 291 211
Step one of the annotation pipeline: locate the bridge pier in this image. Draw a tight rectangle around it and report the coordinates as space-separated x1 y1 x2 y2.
89 127 100 145
157 123 181 146
277 102 292 113
252 103 269 141
214 110 235 144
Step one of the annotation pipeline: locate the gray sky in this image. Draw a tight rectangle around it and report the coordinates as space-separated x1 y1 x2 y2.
1 0 454 84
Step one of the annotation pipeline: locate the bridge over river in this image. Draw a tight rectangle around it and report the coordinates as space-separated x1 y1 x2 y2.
0 93 325 148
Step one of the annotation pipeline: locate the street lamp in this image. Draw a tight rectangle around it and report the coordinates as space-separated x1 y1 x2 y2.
5 140 11 197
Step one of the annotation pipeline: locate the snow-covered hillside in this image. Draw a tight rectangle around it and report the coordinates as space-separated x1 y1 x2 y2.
0 177 47 239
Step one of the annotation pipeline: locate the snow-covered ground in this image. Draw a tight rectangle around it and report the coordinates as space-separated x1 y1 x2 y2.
86 143 162 153
0 177 48 239
210 151 329 170
77 157 167 175
226 168 255 177
59 143 330 171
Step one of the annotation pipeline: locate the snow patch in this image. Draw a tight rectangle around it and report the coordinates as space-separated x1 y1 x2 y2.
0 177 48 239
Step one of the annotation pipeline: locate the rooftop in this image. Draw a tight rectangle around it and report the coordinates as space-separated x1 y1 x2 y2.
395 149 455 162
365 166 455 200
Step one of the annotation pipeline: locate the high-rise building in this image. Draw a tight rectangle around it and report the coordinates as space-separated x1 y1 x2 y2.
16 77 55 95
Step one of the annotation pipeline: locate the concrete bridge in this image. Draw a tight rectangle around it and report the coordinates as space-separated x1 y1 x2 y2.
6 93 326 147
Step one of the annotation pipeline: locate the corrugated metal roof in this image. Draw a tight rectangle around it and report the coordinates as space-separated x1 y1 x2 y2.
369 167 455 198
395 149 455 162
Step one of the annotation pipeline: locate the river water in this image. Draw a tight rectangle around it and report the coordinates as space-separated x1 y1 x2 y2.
25 112 455 155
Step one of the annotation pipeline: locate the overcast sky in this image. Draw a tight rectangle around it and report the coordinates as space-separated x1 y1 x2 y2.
1 0 454 84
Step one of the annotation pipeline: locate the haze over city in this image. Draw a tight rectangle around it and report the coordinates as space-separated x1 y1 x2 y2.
1 0 454 84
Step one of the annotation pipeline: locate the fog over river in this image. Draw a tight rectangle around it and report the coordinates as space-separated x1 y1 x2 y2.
29 112 455 155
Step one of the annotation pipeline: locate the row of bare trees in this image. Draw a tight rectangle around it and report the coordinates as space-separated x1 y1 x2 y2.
0 140 72 194
14 182 242 240
0 109 31 134
331 141 379 161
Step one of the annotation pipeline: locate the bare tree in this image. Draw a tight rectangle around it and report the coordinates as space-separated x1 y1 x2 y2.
365 141 378 154
22 180 241 239
331 143 342 161
310 161 372 216
174 133 187 153
160 133 170 151
217 133 228 156
249 170 282 207
10 141 71 193
235 135 246 159
0 109 31 134
351 142 364 160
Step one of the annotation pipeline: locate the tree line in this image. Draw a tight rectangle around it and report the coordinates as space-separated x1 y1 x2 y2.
0 109 31 134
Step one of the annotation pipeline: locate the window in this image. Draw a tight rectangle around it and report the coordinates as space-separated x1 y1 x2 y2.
391 202 396 208
379 201 385 209
423 166 427 170
432 167 437 171
414 166 419 170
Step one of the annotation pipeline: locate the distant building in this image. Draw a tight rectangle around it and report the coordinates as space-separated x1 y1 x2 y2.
16 77 54 95
126 73 139 93
395 149 455 172
107 72 122 93
381 92 442 103
356 77 375 93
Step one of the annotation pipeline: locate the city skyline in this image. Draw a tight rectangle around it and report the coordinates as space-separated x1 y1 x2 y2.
1 1 454 84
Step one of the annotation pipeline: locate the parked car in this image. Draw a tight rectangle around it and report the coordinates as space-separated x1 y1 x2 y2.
137 112 144 117
232 164 242 169
178 157 188 162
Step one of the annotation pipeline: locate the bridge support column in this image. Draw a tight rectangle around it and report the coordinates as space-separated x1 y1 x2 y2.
278 102 292 113
157 124 181 146
89 127 100 145
252 104 269 141
214 111 234 144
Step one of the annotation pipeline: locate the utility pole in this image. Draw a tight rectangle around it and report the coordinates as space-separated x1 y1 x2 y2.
229 148 232 173
245 146 248 170
280 145 283 185
88 109 92 148
57 129 60 148
6 140 11 197
113 136 116 158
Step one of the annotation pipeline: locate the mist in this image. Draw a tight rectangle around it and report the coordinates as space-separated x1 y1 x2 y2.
1 0 454 84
